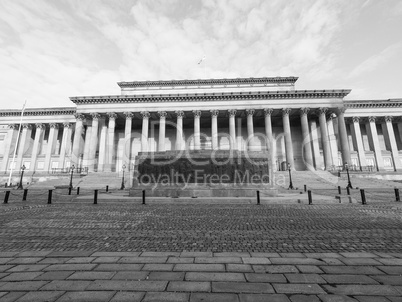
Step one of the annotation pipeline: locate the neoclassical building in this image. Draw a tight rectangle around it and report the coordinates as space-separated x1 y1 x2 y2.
1 76 401 175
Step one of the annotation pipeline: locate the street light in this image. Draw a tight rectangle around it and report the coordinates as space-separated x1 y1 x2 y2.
121 164 126 190
345 162 353 189
17 165 26 190
69 164 75 189
287 163 294 190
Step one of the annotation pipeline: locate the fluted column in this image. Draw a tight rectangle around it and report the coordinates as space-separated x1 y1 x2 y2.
175 111 185 150
16 124 32 169
282 108 295 169
228 109 236 150
31 123 45 172
158 111 167 152
210 110 219 150
97 118 107 172
310 119 322 169
141 111 150 152
318 107 332 169
327 114 339 167
337 108 351 167
351 116 367 169
1 124 18 172
384 116 401 171
87 113 100 172
246 109 255 151
58 123 72 170
300 108 314 170
193 110 201 150
123 112 134 167
106 113 116 172
71 114 84 166
264 109 276 171
367 116 384 171
44 123 59 171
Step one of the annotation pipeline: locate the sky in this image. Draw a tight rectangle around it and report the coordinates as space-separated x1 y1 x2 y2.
0 0 401 110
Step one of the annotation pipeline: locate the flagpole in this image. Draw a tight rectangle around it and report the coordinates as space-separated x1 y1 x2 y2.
7 101 26 187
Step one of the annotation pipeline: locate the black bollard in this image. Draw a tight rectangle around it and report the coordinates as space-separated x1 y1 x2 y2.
22 189 28 201
4 191 10 204
5 183 7 188
94 190 98 204
106 185 109 192
360 189 366 205
48 190 52 204
338 186 341 194
346 186 350 195
68 187 72 195
142 190 146 205
304 185 307 192
257 190 260 205
394 188 400 202
77 187 80 195
308 190 312 205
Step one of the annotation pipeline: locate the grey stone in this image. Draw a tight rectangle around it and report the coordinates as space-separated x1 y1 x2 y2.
140 292 189 302
67 271 115 280
34 271 74 280
0 281 48 291
57 291 115 302
285 273 326 284
323 284 400 296
212 282 274 293
320 266 384 275
239 294 290 302
273 283 326 294
245 273 286 283
195 257 242 264
322 274 379 284
44 264 97 271
148 272 184 281
15 291 64 302
253 265 298 274
109 292 145 302
167 281 211 292
95 264 144 271
142 264 174 271
174 264 225 272
86 280 168 291
186 272 245 282
1 272 43 281
112 271 149 280
190 293 239 302
119 257 167 263
40 280 91 291
226 264 253 272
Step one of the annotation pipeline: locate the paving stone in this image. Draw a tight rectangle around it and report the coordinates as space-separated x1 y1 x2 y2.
95 264 144 271
38 257 70 264
280 253 306 258
16 291 64 302
388 297 402 302
0 281 48 291
148 272 184 281
56 291 115 302
285 273 327 284
245 273 287 283
92 257 121 263
323 284 400 296
321 258 345 265
226 264 253 273
195 257 242 264
271 258 325 265
186 272 246 282
214 252 250 257
353 296 391 302
239 293 290 302
289 294 320 302
318 294 358 301
6 258 43 265
142 264 174 271
0 292 7 299
190 293 239 302
304 253 343 258
174 264 225 272
119 257 167 264
167 257 194 264
180 252 213 258
167 281 210 292
141 252 180 257
253 265 299 274
370 275 402 285
67 271 115 280
322 274 379 284
396 286 402 295
16 251 52 258
212 282 274 293
338 258 382 266
0 258 11 265
320 266 384 275
0 292 26 302
273 283 326 294
86 280 168 291
40 280 91 291
65 257 95 264
374 252 395 258
377 266 402 275
47 251 93 257
0 266 14 273
0 273 8 279
112 271 149 280
91 252 141 257
340 252 377 258
376 258 402 265
296 266 324 274
0 252 18 257
250 252 281 258
6 264 49 272
34 271 74 281
1 272 43 281
109 292 145 302
242 257 271 265
143 292 189 302
44 264 97 271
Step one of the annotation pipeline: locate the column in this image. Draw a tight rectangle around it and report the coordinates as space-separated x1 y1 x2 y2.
384 116 401 171
0 124 18 172
351 116 367 169
88 113 100 172
16 124 32 169
228 109 236 150
264 109 276 171
82 126 92 167
246 109 255 151
175 111 185 150
366 116 384 171
30 123 45 172
123 112 134 166
71 114 85 166
44 123 59 171
141 111 150 152
337 107 351 167
193 110 201 150
318 107 332 169
97 118 107 172
58 123 72 170
282 108 295 169
300 108 314 170
327 114 339 167
106 113 116 171
211 110 219 150
310 119 322 169
236 117 243 151
158 111 167 152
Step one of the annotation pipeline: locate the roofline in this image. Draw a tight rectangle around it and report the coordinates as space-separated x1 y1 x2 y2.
0 107 76 117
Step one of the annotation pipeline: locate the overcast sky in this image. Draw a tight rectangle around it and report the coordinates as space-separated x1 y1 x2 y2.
0 0 401 110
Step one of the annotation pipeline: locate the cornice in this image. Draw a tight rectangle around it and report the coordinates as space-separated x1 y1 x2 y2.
0 107 76 117
344 99 402 109
117 76 299 88
70 89 351 105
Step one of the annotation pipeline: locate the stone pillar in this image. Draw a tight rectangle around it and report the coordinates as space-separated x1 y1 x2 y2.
193 110 201 150
97 118 107 172
123 112 134 167
44 123 59 172
228 109 236 150
158 111 167 152
175 111 185 150
58 123 72 170
318 107 332 169
384 116 401 171
327 114 339 167
351 116 367 169
264 109 276 171
211 110 219 150
337 108 351 167
1 124 18 172
367 116 384 171
87 113 100 172
282 108 295 169
82 125 92 167
236 117 243 151
141 111 150 152
71 114 84 166
105 113 116 172
310 119 322 170
300 108 314 170
246 109 255 151
30 123 45 172
16 124 32 169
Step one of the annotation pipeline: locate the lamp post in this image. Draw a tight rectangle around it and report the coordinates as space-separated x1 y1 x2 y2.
121 164 126 190
345 162 353 189
17 165 26 190
287 163 294 190
69 164 75 190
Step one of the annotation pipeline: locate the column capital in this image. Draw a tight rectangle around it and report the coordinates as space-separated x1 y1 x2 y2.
210 109 219 117
282 108 291 116
158 111 167 118
140 111 150 119
352 116 360 123
124 112 134 119
337 107 346 114
227 109 236 117
90 113 101 120
318 107 328 115
328 113 337 120
193 110 202 117
35 123 45 129
246 109 255 116
8 124 18 129
385 116 393 123
22 124 32 129
300 107 310 116
264 108 273 116
74 113 85 121
107 112 117 120
63 122 72 128
175 110 185 118
49 123 59 129
368 116 376 123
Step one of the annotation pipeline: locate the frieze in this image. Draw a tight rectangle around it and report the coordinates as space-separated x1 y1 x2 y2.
0 108 76 117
